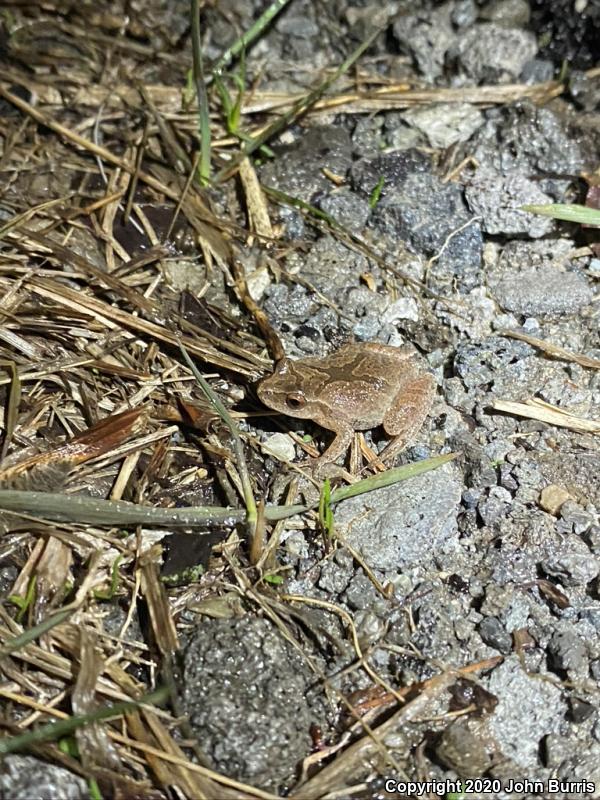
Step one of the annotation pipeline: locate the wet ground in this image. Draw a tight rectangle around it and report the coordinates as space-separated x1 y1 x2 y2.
0 0 599 798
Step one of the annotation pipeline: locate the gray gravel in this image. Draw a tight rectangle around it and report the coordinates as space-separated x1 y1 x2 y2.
236 24 599 784
451 23 537 82
465 168 554 237
191 0 600 787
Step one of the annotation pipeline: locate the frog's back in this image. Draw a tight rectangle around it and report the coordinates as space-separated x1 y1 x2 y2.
328 342 415 380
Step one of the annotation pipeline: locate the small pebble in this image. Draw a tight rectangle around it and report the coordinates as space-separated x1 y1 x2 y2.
539 484 572 516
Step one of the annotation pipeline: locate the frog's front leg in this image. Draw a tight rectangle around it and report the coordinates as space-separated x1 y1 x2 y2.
379 372 436 464
312 423 354 475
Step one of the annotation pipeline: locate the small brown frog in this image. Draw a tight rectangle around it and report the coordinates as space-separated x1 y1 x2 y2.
257 342 436 474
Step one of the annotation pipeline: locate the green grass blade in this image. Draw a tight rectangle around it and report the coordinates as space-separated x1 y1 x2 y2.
330 453 459 505
369 176 385 209
0 490 246 526
0 454 459 527
521 203 600 226
190 0 211 183
215 24 382 182
211 0 293 78
262 184 345 227
0 688 169 755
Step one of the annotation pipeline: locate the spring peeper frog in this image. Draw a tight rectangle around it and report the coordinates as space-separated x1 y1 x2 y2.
257 342 436 474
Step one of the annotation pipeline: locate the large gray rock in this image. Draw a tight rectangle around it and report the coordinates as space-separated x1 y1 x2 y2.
338 463 462 572
486 658 566 768
465 169 554 237
493 267 593 316
452 23 537 82
0 756 87 800
180 617 317 792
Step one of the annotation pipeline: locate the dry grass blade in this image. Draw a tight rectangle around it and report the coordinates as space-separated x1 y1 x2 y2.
0 687 170 755
72 629 123 772
0 408 146 489
1 1 567 792
0 85 157 190
138 82 192 174
8 227 159 314
290 671 457 799
27 277 266 377
0 84 231 257
179 340 257 534
0 360 20 461
238 157 274 241
500 329 600 370
291 658 502 799
0 84 195 204
138 547 179 656
98 729 284 800
125 709 210 798
241 79 565 115
66 75 567 117
490 398 600 434
0 197 71 240
0 607 73 660
231 257 285 361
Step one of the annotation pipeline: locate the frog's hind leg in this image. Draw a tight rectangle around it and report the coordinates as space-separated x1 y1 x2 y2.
379 373 436 464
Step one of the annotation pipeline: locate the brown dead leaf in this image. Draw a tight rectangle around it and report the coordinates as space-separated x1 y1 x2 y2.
0 408 147 490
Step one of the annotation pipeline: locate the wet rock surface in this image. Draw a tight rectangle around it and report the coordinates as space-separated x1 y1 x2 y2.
338 464 462 571
486 658 565 768
2 0 598 796
0 756 88 800
180 617 320 792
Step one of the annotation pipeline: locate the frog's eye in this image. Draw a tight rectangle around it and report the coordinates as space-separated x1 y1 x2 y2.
285 392 306 409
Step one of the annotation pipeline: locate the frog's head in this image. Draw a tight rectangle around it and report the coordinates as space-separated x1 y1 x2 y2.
256 358 315 420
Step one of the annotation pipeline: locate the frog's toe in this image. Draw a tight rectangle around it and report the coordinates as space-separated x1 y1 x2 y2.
311 459 355 483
